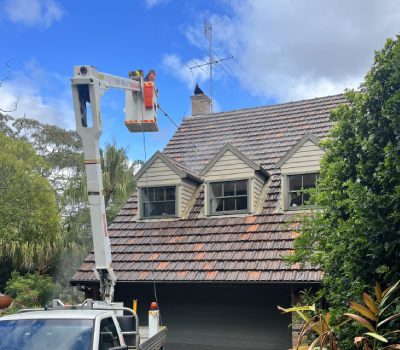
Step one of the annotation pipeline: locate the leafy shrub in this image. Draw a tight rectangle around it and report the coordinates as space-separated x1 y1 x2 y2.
4 271 61 314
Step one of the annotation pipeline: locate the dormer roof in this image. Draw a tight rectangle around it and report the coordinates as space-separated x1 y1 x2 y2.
133 150 203 183
199 142 270 177
274 132 323 168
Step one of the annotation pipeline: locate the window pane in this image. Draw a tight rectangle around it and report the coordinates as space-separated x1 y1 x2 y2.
143 188 154 203
166 187 175 201
236 181 247 196
211 183 222 197
289 175 302 191
289 192 302 207
224 182 234 196
155 202 166 216
303 174 316 189
0 319 93 350
165 201 175 215
144 203 156 217
99 317 120 349
303 193 311 204
154 188 164 201
225 197 235 211
212 198 223 212
236 196 247 210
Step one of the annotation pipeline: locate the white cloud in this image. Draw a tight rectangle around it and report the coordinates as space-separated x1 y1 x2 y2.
5 0 64 28
145 0 170 8
162 53 209 90
0 60 75 130
180 0 400 102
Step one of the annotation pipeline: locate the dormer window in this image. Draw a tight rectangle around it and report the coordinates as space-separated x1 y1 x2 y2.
133 151 203 220
143 186 176 217
287 173 319 208
210 180 248 214
199 143 269 216
275 133 325 211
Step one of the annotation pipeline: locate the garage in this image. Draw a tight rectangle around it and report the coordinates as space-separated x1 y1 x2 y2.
115 282 292 350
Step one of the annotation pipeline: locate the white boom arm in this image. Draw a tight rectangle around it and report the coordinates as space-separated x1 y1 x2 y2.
70 65 158 302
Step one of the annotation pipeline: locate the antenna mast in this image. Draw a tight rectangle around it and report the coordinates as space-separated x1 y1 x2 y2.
204 17 212 113
182 19 244 113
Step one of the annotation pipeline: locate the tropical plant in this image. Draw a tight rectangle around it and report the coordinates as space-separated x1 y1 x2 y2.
278 304 349 350
278 281 400 350
340 281 400 350
63 143 142 209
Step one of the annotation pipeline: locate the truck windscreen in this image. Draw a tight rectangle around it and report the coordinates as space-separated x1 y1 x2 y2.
0 318 93 350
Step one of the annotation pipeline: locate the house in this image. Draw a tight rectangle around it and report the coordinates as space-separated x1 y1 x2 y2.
71 92 347 349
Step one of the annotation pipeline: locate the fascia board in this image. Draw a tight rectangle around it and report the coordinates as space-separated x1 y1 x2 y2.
132 151 186 181
199 142 269 177
275 132 323 168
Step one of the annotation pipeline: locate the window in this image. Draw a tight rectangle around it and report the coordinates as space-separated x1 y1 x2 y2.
210 180 248 214
287 173 319 209
142 186 176 217
98 317 120 350
0 319 93 350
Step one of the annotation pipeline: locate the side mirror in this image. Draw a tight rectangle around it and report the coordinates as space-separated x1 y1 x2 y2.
109 346 128 350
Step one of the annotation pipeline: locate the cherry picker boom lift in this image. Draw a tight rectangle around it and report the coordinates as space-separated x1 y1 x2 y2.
0 66 165 350
70 65 158 303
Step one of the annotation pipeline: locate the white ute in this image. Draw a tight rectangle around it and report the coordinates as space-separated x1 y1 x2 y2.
0 299 166 350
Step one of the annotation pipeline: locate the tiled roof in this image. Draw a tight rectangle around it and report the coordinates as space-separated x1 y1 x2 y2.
164 154 203 182
72 94 347 283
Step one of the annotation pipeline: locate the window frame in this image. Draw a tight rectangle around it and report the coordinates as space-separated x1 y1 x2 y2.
139 185 179 219
96 315 122 350
207 178 250 216
284 172 319 211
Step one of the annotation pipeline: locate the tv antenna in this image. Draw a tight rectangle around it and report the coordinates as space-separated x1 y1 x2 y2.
182 17 244 113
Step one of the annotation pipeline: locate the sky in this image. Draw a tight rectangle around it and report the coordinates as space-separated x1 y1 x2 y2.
1 0 400 163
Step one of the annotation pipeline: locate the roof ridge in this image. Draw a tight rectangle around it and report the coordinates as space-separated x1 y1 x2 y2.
186 93 345 119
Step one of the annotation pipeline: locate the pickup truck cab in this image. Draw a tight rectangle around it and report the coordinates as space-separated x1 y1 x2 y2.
0 300 166 350
0 310 126 350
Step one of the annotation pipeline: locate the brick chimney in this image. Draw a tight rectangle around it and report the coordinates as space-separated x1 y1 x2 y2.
190 94 211 116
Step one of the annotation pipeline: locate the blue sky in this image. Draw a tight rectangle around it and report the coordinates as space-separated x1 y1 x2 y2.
1 0 400 163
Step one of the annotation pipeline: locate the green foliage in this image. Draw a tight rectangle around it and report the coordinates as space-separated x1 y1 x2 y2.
4 272 61 314
0 133 60 245
0 113 83 205
279 282 400 350
285 36 400 349
63 143 141 208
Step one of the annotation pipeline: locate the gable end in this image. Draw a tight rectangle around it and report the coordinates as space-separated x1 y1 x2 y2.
275 133 324 169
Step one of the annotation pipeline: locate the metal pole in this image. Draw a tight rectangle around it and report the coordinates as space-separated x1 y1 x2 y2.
210 27 212 113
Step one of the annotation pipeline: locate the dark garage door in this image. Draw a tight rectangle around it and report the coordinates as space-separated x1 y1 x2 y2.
116 283 292 350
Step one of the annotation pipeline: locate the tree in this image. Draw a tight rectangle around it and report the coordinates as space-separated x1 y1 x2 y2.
63 143 142 212
0 112 83 204
286 36 400 348
0 133 60 246
0 60 19 113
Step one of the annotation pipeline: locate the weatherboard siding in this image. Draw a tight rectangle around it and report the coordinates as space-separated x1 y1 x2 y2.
253 172 265 210
204 150 254 181
137 158 181 187
280 140 325 175
180 178 198 215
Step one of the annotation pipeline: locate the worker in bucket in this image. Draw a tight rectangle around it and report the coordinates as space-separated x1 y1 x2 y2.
128 70 144 78
144 69 156 82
